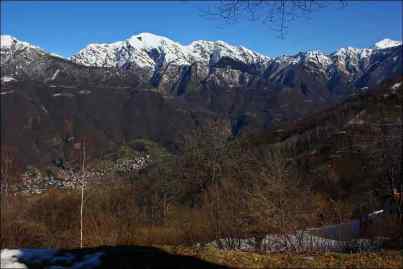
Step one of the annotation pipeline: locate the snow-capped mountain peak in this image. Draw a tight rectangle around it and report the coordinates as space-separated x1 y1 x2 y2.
71 33 271 70
126 32 180 50
373 38 402 49
187 40 270 65
2 33 401 95
70 33 403 77
71 32 194 69
1 35 42 51
333 46 373 60
1 35 49 67
1 35 16 48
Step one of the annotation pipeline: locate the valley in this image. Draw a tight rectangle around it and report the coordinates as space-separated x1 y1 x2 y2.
1 10 402 267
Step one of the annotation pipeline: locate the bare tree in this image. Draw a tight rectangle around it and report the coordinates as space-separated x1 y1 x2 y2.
80 138 87 248
176 119 231 238
204 0 347 38
1 146 16 226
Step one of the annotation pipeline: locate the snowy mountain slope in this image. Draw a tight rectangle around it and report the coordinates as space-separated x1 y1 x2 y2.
70 34 400 75
0 35 145 87
264 39 401 97
70 32 271 70
373 38 402 49
1 35 43 52
1 35 47 67
69 34 401 93
268 39 400 80
1 33 400 113
1 34 400 93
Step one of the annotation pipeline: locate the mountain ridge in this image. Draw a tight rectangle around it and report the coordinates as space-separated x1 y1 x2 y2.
2 33 401 98
1 33 401 169
2 33 401 66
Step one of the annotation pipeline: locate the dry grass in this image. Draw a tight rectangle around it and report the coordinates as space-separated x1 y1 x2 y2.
1 187 402 269
161 246 403 269
0 185 213 249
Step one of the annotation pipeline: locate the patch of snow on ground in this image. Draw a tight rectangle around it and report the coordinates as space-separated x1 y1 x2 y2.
50 69 60 81
0 90 15 95
205 209 386 253
206 232 349 252
391 82 402 90
41 105 49 114
78 90 92 95
53 93 75 98
1 249 27 269
1 76 17 82
1 249 103 269
206 231 383 253
1 249 57 269
368 209 384 217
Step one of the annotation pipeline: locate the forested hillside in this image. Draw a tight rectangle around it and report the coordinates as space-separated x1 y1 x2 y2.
2 77 401 250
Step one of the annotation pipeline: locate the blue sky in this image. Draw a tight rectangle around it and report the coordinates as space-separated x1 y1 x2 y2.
1 1 401 58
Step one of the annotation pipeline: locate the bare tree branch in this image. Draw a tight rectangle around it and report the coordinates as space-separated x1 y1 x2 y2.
203 0 347 38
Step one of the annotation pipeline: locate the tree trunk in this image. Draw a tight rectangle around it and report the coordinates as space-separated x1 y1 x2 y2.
80 139 86 249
